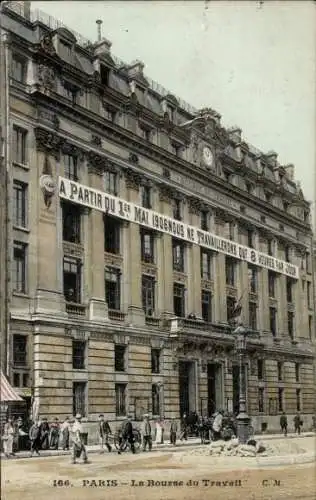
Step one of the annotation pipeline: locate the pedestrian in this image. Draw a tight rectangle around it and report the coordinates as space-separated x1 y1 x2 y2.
141 414 152 452
118 415 135 455
212 410 223 441
50 418 60 449
98 414 112 453
29 419 41 457
71 413 88 464
280 412 288 437
179 413 188 441
169 417 178 446
2 419 15 458
294 413 303 435
40 417 50 450
61 417 70 451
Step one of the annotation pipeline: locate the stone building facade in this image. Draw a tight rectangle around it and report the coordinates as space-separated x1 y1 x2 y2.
1 2 315 436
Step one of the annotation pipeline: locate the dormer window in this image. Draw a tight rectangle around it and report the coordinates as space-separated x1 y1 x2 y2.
60 40 72 58
100 64 110 86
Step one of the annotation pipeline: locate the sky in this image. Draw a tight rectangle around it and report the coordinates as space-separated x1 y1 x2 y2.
32 0 316 225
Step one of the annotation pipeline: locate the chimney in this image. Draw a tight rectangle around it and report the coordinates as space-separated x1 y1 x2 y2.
93 37 112 57
127 60 145 80
96 20 103 42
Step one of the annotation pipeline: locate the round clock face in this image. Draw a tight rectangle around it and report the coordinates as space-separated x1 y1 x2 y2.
203 146 214 167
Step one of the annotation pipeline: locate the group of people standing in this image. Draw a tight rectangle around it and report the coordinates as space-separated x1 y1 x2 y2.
280 412 304 436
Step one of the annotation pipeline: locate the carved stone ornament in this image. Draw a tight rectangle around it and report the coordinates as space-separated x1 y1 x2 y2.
91 134 102 147
34 128 64 159
158 183 174 203
40 35 56 56
61 142 85 161
188 197 202 216
38 64 57 92
40 155 56 208
160 112 174 133
125 168 142 191
87 151 108 172
191 131 199 164
129 152 139 165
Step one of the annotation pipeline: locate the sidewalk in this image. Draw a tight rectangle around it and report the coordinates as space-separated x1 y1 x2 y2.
1 432 314 460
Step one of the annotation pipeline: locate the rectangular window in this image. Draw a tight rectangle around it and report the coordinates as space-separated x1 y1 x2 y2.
248 265 257 293
227 222 235 241
226 296 236 323
172 239 185 272
115 383 126 416
285 245 290 263
277 362 283 382
114 345 126 372
173 283 185 317
201 290 212 322
247 229 254 248
13 241 27 293
225 257 236 286
295 364 300 382
173 199 182 221
257 359 264 381
63 85 78 105
12 126 27 165
296 388 301 412
308 315 312 339
104 215 120 254
258 388 264 413
12 54 27 82
22 373 29 387
13 181 27 227
278 387 284 412
200 250 212 280
268 271 276 298
152 384 160 416
171 143 181 157
269 307 277 336
249 302 257 330
72 382 86 417
200 211 208 231
267 239 273 256
104 171 118 196
100 64 109 86
151 349 160 374
140 185 151 209
140 127 151 141
62 202 81 243
105 267 121 310
13 373 20 387
306 252 311 273
72 340 86 370
286 278 293 303
63 154 78 181
141 230 155 263
288 311 294 339
142 275 155 316
63 257 81 303
13 335 27 366
307 282 311 308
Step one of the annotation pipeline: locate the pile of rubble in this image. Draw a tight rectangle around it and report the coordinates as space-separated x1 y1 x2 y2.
208 438 268 457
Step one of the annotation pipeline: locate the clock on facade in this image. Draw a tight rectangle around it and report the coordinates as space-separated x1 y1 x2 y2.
202 146 214 168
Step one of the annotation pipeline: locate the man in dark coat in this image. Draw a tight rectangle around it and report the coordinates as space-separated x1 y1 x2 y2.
40 418 50 450
294 413 303 435
99 414 112 453
118 415 135 454
50 418 60 449
280 412 288 436
29 420 41 457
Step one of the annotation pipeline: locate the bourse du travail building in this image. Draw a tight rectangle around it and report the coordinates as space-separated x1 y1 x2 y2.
1 2 315 436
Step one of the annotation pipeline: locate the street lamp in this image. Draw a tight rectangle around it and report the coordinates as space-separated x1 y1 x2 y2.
233 323 251 444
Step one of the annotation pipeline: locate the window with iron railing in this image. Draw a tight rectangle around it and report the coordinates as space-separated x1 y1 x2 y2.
200 211 208 231
200 250 212 280
115 383 127 416
62 202 81 243
140 185 151 209
104 215 120 254
172 239 185 272
288 311 294 339
268 271 277 298
248 265 257 293
249 302 257 330
105 267 121 310
63 257 81 303
11 54 27 83
257 359 264 380
173 283 185 317
13 181 27 228
13 335 27 366
115 345 126 372
286 278 293 303
141 230 155 263
172 199 182 221
142 275 155 317
201 290 212 322
151 349 161 374
73 382 86 417
72 340 86 370
63 154 78 181
12 126 27 165
104 170 118 196
225 257 236 286
13 242 27 293
270 307 277 337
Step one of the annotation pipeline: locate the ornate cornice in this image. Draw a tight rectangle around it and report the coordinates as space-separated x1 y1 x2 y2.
188 197 202 216
34 127 64 159
158 183 175 203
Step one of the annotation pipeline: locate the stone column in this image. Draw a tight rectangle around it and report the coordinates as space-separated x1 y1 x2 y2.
278 275 286 337
86 167 108 322
239 262 248 326
125 171 145 326
34 149 66 317
215 254 226 322
158 189 173 318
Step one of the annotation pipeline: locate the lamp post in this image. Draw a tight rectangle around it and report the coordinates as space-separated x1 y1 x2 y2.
233 323 251 444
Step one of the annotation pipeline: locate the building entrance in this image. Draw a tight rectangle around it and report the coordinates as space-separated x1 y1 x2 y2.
178 361 196 417
207 363 222 415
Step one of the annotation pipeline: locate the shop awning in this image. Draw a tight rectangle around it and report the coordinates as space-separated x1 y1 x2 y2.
0 370 23 402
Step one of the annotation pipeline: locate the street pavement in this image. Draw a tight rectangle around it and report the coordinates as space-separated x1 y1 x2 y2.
1 431 314 460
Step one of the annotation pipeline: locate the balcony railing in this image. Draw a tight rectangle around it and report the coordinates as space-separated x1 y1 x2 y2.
145 316 160 327
108 310 126 322
66 302 86 317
